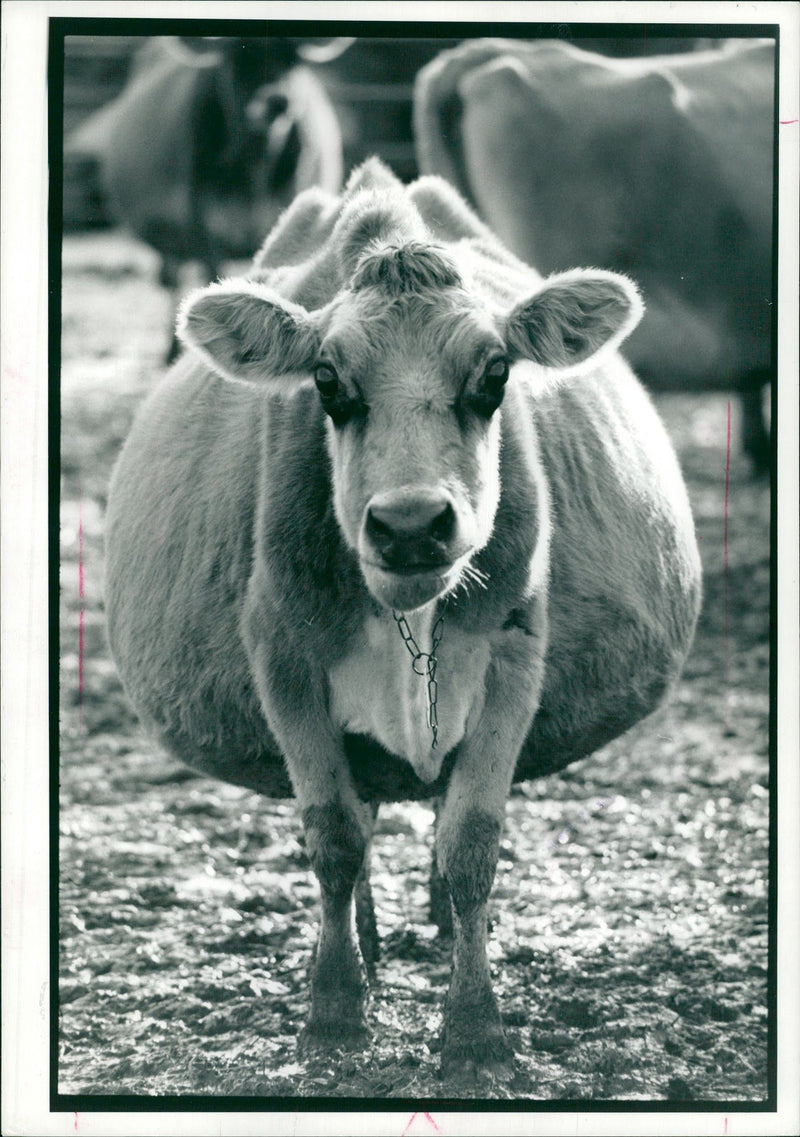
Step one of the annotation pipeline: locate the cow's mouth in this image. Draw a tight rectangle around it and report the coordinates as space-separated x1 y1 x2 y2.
361 553 470 611
370 559 452 577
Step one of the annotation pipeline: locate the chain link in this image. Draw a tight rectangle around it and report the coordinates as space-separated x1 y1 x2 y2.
392 607 445 750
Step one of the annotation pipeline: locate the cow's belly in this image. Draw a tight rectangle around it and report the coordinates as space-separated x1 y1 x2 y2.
328 610 492 784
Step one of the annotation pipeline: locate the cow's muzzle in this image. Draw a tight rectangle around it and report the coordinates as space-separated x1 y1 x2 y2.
360 487 470 610
365 488 457 570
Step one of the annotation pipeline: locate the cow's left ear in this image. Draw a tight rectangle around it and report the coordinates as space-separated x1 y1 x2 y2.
505 270 643 373
177 281 320 385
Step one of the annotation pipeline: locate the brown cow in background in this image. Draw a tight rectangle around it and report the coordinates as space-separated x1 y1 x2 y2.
414 38 775 471
67 36 345 358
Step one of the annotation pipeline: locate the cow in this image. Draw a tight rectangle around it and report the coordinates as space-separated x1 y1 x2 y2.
414 38 775 472
105 158 702 1079
67 35 344 359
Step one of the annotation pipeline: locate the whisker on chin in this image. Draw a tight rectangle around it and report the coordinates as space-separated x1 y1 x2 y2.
455 561 490 599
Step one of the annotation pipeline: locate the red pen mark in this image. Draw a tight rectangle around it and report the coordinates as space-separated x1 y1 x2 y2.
779 119 798 125
402 1113 442 1136
724 402 731 729
78 505 85 728
724 1117 728 1135
3 364 26 385
74 1111 79 1132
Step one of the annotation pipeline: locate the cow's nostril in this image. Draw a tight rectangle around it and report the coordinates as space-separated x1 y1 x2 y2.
430 502 456 544
366 511 393 544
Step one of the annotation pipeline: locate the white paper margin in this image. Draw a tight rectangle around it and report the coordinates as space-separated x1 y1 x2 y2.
2 2 798 1135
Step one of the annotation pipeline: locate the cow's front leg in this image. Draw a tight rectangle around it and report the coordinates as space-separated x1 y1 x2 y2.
436 621 545 1079
301 796 374 1049
437 800 509 1077
246 629 372 1050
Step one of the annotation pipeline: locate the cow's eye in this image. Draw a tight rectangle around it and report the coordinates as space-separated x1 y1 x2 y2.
465 356 509 419
314 363 340 398
483 357 509 392
313 363 364 427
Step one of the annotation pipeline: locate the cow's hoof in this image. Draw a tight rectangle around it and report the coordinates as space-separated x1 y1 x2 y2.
440 1043 515 1084
439 1023 515 1082
298 1019 371 1055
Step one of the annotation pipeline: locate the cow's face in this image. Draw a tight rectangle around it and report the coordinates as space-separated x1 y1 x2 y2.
180 245 642 612
314 254 508 611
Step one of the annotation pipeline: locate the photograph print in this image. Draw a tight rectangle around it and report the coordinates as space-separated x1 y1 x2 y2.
35 5 794 1123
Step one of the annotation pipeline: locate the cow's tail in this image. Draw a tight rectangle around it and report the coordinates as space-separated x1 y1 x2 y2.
413 40 511 208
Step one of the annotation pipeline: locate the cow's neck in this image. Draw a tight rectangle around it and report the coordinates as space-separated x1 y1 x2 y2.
327 602 491 784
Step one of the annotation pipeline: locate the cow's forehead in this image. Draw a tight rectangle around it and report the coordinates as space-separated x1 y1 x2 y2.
321 285 503 382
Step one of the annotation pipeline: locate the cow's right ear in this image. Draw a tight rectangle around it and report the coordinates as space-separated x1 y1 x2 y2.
177 282 320 385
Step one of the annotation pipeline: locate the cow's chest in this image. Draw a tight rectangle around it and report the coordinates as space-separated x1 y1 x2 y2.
327 610 491 783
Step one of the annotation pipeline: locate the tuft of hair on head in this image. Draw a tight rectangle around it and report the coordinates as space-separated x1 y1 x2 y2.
350 241 463 296
334 189 428 280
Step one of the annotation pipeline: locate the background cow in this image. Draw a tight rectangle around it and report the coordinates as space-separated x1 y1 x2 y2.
414 38 775 471
104 160 701 1078
66 35 345 358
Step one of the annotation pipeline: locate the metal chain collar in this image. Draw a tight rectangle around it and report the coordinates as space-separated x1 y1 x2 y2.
392 607 446 750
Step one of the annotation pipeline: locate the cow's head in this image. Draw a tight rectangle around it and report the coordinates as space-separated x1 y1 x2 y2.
180 244 641 612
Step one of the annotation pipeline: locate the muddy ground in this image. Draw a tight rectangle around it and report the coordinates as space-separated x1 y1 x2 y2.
58 231 771 1104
